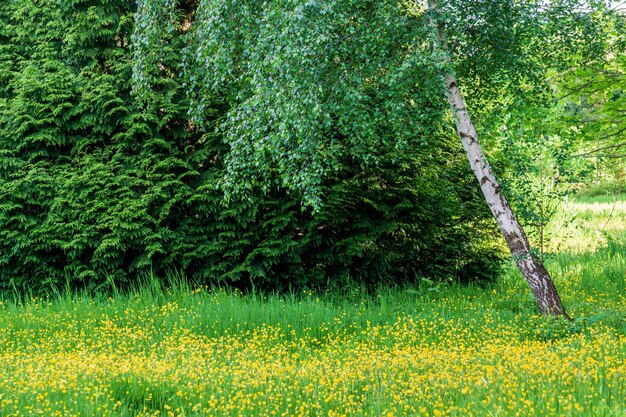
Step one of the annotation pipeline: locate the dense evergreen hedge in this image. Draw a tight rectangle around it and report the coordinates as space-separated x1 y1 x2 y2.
0 0 504 293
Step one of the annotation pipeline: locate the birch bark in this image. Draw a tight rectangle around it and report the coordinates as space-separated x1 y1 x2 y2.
427 0 569 318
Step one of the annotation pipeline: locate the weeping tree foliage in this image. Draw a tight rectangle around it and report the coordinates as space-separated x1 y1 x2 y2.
134 0 449 207
132 0 607 206
0 0 504 293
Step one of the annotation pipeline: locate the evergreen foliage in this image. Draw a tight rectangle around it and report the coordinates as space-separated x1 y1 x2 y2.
0 0 504 293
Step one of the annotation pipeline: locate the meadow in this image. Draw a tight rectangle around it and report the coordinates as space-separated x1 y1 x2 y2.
0 195 624 417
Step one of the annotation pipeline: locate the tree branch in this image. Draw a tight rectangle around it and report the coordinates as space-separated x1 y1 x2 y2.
571 139 626 158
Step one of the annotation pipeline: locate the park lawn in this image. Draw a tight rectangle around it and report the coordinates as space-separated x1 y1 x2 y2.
0 195 624 417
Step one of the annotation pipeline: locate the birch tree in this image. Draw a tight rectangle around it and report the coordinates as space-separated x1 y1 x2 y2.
427 0 570 316
132 0 607 316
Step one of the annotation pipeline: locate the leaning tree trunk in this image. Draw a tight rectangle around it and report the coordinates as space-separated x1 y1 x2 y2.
428 0 569 318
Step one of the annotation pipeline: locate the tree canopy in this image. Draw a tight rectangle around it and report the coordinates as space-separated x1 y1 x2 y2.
132 0 610 208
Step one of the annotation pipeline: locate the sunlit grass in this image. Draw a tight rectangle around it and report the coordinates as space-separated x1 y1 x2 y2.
0 195 624 416
544 193 626 253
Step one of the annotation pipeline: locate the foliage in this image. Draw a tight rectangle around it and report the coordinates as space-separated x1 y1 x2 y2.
556 6 626 186
130 0 612 283
484 106 574 258
562 7 626 150
168 0 446 208
0 0 504 292
132 0 609 208
135 0 607 208
440 0 608 101
474 4 626 198
576 181 626 196
0 0 197 290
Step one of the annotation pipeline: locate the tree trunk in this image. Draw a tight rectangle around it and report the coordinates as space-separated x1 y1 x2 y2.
428 0 570 318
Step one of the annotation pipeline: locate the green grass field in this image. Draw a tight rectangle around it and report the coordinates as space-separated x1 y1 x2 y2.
0 195 624 417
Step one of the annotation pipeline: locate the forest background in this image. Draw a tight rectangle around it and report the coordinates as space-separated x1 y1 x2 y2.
0 0 624 295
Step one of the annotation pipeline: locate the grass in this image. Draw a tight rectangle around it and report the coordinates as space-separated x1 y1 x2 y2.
0 196 624 416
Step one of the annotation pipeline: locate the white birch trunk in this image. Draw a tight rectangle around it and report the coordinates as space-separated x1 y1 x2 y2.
428 0 569 318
